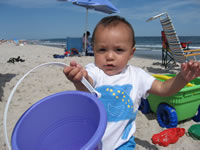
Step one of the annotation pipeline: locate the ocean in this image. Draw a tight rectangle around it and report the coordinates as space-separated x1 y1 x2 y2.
31 36 200 60
33 36 200 50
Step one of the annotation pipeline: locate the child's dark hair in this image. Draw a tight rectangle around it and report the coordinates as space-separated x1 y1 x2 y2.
91 15 135 47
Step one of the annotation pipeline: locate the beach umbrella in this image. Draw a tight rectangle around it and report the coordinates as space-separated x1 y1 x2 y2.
57 0 119 55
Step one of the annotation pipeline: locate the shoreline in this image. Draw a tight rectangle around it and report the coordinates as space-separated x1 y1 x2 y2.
31 42 164 61
0 42 199 150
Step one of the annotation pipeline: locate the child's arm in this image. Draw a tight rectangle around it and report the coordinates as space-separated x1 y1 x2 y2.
63 61 93 92
149 60 200 96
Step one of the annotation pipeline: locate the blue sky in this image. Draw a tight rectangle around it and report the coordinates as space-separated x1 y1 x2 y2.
0 0 200 40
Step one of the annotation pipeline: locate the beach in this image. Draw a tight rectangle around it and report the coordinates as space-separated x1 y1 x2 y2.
0 42 199 150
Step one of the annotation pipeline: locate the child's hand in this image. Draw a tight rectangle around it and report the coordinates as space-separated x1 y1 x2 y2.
181 60 200 82
63 61 88 83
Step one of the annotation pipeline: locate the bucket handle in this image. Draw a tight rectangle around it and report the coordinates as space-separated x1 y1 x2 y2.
3 62 100 150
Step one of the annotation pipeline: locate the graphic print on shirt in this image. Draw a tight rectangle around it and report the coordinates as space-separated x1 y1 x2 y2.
95 84 137 122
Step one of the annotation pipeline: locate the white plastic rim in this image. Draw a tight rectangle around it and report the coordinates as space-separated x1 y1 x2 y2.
3 62 99 150
146 12 167 22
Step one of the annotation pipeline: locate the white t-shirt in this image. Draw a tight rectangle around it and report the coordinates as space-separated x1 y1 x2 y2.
85 63 155 150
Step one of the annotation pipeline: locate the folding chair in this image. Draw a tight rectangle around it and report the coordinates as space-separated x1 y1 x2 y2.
147 12 200 67
161 30 175 68
161 30 192 68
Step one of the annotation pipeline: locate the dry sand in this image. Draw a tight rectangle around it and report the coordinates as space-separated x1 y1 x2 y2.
0 42 199 149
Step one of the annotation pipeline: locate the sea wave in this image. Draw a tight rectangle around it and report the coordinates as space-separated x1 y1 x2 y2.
136 44 162 51
28 36 200 51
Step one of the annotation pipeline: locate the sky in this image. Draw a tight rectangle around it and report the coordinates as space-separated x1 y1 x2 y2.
0 0 200 40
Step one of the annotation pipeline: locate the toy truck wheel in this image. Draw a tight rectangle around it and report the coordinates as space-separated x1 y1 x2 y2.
157 104 178 128
193 105 200 122
139 98 151 114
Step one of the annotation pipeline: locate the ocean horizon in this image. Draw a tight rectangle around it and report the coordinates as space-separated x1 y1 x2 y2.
26 36 200 60
30 36 200 51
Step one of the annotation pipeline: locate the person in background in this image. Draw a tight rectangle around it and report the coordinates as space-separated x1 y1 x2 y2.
64 16 200 150
82 31 92 56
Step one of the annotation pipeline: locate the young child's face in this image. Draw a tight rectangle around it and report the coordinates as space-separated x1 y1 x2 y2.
93 23 135 76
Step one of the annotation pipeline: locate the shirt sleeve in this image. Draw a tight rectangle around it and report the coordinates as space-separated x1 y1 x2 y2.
138 68 155 99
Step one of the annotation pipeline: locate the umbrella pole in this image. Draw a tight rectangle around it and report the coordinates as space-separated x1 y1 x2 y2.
84 8 88 56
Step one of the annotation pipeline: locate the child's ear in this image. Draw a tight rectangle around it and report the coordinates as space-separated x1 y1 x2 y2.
129 47 136 58
132 47 136 54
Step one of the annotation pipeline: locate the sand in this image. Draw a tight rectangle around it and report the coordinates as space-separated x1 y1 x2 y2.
0 42 199 150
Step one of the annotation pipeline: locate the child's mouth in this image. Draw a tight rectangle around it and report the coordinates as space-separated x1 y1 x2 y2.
105 64 115 69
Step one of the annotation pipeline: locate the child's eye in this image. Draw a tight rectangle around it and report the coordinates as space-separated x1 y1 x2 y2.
97 48 106 53
115 48 124 53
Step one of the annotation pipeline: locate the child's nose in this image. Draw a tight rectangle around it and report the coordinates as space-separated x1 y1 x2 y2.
106 51 114 60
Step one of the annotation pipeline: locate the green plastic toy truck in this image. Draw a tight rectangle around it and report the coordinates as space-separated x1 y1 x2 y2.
139 74 200 128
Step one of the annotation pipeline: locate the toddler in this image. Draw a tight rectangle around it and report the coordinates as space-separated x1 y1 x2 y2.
64 15 200 150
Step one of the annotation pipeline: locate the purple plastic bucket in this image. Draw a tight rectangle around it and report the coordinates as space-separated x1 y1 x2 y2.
11 91 107 150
